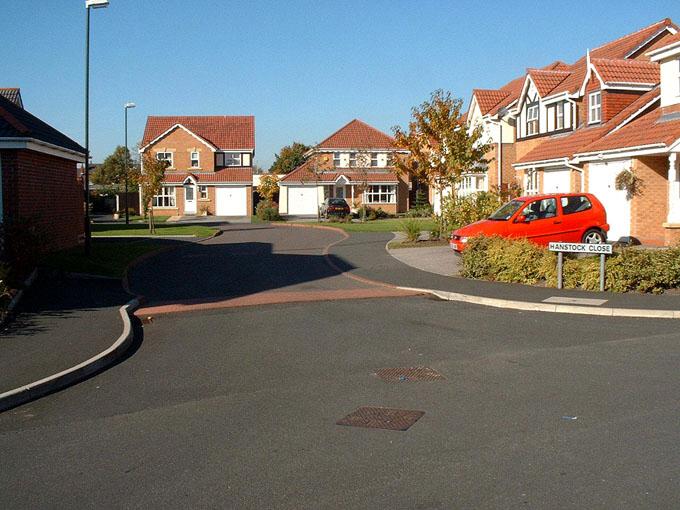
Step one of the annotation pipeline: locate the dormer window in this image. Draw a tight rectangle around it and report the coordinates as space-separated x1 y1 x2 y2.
190 151 200 168
216 152 242 167
589 92 602 124
527 103 539 135
556 103 564 130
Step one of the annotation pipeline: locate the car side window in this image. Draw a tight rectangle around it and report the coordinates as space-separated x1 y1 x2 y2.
521 198 557 221
560 195 592 215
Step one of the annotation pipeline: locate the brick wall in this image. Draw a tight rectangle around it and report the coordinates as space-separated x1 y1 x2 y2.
630 156 668 245
146 128 215 172
1 149 84 255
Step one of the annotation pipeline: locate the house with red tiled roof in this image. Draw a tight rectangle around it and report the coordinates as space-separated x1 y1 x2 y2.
509 18 680 245
278 119 410 216
139 115 255 217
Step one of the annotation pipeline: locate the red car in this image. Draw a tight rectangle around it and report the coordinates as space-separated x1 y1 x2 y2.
450 193 609 252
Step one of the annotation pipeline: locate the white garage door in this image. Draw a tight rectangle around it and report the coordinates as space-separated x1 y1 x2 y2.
543 168 571 193
215 186 247 216
588 160 631 241
288 186 318 215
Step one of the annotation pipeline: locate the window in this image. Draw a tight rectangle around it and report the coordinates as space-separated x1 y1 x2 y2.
527 103 539 135
156 152 173 167
198 185 208 200
370 153 379 167
459 173 486 197
556 102 564 130
525 169 539 195
216 152 242 167
190 151 200 168
589 92 601 124
152 186 176 207
333 152 341 167
521 198 557 221
560 195 592 214
364 184 396 204
348 152 357 167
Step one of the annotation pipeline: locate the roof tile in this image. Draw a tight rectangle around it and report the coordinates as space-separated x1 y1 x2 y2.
316 119 394 149
142 116 254 150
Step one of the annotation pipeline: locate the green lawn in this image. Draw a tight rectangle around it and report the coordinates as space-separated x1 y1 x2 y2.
42 240 166 278
92 223 218 237
289 217 437 233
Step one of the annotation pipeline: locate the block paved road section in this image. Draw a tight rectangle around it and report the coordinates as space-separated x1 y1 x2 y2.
0 275 131 393
332 231 680 310
1 298 679 508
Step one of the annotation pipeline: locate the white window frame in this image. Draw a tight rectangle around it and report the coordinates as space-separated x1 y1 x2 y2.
370 153 379 167
198 185 208 200
556 102 564 130
364 184 396 204
152 186 176 208
526 104 539 135
458 173 487 197
348 152 357 168
156 151 173 167
525 169 539 195
190 151 200 168
333 152 341 167
589 91 602 124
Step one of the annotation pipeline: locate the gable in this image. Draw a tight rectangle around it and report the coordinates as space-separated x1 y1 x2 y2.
142 123 217 152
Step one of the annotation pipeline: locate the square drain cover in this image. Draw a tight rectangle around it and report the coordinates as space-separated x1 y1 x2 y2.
336 406 425 431
374 367 445 382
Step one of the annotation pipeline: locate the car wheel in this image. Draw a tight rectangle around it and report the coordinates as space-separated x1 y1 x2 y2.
582 228 605 244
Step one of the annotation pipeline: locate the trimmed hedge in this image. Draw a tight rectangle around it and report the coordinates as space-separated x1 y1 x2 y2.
461 236 680 294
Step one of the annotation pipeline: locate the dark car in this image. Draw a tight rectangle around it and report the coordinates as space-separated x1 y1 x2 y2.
319 198 351 218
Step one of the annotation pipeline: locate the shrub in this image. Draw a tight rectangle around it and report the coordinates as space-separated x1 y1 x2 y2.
414 188 429 208
356 205 391 221
255 200 282 221
440 184 522 230
401 218 422 243
407 205 434 218
429 223 443 241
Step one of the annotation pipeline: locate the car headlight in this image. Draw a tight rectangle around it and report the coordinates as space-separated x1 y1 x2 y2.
459 237 468 243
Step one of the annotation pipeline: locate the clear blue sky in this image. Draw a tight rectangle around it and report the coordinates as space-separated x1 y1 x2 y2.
2 1 677 168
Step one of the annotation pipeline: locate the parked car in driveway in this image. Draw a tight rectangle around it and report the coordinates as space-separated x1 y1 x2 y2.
450 193 609 252
319 198 351 218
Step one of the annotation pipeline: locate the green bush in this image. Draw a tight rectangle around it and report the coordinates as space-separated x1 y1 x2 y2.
406 205 434 218
440 184 522 230
461 236 680 294
401 218 422 243
255 200 282 221
356 205 391 221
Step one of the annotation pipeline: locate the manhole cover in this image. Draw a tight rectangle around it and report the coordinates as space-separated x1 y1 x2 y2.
374 367 445 382
336 406 425 431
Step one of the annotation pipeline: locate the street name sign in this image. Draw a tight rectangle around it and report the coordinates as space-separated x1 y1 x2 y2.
548 242 612 255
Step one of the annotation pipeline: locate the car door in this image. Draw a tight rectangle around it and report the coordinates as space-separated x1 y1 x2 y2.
558 195 593 242
511 197 562 246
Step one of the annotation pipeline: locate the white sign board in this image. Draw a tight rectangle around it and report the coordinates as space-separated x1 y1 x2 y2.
548 242 612 255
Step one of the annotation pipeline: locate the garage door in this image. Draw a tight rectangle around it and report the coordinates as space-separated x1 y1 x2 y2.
543 169 571 193
215 186 247 216
588 161 630 241
288 186 318 215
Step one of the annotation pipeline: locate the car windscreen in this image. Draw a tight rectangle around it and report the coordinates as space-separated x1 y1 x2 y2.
488 199 524 220
329 198 347 206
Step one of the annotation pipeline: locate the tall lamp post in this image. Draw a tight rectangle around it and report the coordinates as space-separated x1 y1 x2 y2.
84 0 109 255
124 102 136 224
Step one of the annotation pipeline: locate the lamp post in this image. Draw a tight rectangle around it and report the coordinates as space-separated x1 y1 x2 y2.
124 102 136 224
84 0 109 255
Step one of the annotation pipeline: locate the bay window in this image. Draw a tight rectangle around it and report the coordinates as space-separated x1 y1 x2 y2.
152 186 176 207
364 185 396 204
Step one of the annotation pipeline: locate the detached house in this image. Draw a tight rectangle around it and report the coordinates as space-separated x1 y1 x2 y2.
278 119 410 216
139 115 255 217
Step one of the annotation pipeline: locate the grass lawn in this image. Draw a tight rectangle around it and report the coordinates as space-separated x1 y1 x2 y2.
92 223 217 237
289 217 437 233
42 240 166 278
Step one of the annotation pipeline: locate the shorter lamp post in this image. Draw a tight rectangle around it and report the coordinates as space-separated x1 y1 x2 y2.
124 102 136 224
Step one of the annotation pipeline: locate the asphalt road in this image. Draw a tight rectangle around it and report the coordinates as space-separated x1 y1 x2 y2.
2 225 680 509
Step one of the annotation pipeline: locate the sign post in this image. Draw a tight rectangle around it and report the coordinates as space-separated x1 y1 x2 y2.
548 242 613 291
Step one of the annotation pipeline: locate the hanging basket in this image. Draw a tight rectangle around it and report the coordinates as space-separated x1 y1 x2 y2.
614 168 643 199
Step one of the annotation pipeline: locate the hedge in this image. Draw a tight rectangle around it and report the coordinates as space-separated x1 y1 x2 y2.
461 236 680 294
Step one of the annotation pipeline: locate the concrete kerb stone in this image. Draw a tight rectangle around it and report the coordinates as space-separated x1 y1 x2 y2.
0 298 140 413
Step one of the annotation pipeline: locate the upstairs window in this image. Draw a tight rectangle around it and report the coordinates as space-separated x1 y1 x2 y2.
156 152 173 167
589 92 602 124
370 153 379 167
190 151 200 168
527 103 539 135
348 152 357 167
556 102 565 130
216 152 242 167
333 152 341 167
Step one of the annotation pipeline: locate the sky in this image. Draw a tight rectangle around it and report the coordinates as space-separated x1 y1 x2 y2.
1 0 678 168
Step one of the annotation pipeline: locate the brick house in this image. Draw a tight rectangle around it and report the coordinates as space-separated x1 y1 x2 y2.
0 91 85 257
139 116 255 217
278 119 410 216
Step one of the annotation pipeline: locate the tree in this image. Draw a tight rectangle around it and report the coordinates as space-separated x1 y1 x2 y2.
138 153 169 234
91 145 138 187
392 89 491 228
269 142 310 174
350 148 372 222
301 151 333 222
257 173 279 203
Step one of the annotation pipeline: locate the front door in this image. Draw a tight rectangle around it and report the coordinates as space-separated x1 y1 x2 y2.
335 186 345 198
184 184 196 214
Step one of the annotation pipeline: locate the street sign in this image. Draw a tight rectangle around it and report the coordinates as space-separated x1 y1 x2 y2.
548 242 612 255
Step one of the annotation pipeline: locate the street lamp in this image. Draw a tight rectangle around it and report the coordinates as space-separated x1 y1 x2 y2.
83 0 109 255
124 102 136 224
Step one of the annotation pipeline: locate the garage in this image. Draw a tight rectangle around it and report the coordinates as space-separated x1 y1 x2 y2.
215 186 248 216
287 186 319 215
542 168 571 193
588 160 631 241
